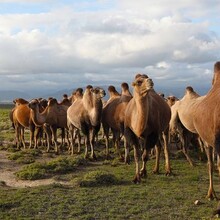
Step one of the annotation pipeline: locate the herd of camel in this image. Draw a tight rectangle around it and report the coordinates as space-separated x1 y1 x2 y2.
9 61 220 203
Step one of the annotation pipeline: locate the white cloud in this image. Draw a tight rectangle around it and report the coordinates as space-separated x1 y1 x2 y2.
0 0 219 98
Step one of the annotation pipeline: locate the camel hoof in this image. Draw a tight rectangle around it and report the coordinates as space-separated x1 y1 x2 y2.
91 154 97 161
133 178 141 184
152 170 159 175
165 171 172 176
140 169 147 178
133 175 141 184
124 157 130 165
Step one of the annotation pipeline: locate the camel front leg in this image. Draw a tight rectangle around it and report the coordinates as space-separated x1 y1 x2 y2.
76 129 81 153
84 134 89 159
90 129 97 160
103 124 110 158
124 137 130 164
140 148 148 177
205 146 217 200
133 145 141 183
20 127 26 149
51 126 59 154
153 144 161 174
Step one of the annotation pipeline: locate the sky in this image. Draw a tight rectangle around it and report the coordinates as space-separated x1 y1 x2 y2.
0 0 220 97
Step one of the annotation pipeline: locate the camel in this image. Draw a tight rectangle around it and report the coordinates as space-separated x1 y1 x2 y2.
124 74 171 183
59 94 72 107
102 83 132 158
170 62 220 200
11 98 37 149
67 88 83 154
67 85 106 159
28 98 69 153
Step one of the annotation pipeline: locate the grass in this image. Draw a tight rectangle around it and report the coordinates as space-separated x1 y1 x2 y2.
0 106 220 219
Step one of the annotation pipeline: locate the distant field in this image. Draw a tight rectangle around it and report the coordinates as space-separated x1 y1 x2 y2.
0 103 14 109
0 107 220 219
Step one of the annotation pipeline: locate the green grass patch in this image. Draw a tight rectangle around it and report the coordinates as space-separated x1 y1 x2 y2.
79 170 119 187
15 156 88 180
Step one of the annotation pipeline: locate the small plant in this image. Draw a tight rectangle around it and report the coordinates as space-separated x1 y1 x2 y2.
15 163 46 180
79 170 119 187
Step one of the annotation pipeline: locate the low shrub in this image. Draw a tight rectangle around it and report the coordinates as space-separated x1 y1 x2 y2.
79 170 119 187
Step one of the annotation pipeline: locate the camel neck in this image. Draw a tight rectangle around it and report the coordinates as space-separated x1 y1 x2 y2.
31 105 48 126
133 91 150 136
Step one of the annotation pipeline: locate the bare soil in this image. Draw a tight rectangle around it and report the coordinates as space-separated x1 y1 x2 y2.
0 150 69 188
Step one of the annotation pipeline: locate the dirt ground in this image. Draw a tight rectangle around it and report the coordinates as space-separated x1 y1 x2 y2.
0 150 69 188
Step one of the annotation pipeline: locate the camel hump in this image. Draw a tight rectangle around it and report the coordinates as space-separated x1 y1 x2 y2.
121 82 129 90
48 98 58 106
86 85 93 90
135 73 149 79
185 86 194 93
214 61 220 72
76 88 83 95
108 85 118 93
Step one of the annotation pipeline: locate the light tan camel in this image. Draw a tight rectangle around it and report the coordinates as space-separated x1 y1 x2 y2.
102 83 132 158
124 74 171 183
171 62 220 200
67 88 83 154
67 85 105 159
28 98 69 153
169 98 200 167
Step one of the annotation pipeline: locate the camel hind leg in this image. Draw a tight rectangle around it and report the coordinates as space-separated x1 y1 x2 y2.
162 130 172 175
205 145 217 200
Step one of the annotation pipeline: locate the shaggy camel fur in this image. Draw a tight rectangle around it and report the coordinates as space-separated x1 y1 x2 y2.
170 62 220 200
67 85 105 159
102 83 132 158
29 98 69 153
124 74 171 183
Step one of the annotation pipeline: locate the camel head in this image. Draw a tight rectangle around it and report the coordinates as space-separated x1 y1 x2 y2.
167 95 178 107
132 74 154 96
38 98 48 109
48 98 58 106
92 87 106 99
13 98 29 105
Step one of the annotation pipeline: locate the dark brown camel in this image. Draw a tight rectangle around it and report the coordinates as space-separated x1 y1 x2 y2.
102 83 132 158
124 74 171 183
67 85 105 159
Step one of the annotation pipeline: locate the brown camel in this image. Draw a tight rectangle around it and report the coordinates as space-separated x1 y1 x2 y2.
11 98 37 149
171 62 220 200
102 83 132 158
59 94 72 107
67 85 105 159
28 98 69 153
124 74 171 183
